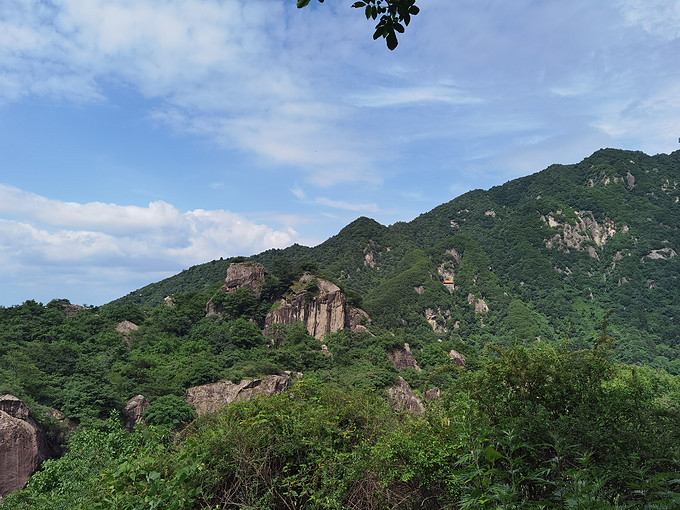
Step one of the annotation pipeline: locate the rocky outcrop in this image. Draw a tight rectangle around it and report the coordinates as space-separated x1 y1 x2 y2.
207 262 268 315
388 343 421 371
543 210 621 253
185 373 299 417
467 294 489 314
116 320 139 335
123 395 150 432
223 262 268 296
642 247 677 262
424 307 450 332
0 395 51 497
116 320 139 347
265 274 370 340
62 303 84 317
449 350 466 367
386 377 424 415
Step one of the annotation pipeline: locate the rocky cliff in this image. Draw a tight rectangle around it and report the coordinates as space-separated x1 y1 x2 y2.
185 373 299 417
264 274 370 340
0 395 51 497
206 261 268 315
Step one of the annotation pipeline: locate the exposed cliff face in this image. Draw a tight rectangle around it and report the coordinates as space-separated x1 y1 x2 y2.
386 377 424 415
123 395 150 432
388 343 421 371
0 395 51 497
542 210 624 255
265 274 371 340
207 262 268 315
185 374 299 417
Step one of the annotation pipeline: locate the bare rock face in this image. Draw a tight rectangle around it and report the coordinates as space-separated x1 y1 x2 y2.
265 275 371 340
449 350 466 367
386 377 424 415
467 294 489 314
185 374 298 417
543 210 620 252
124 395 150 432
62 303 84 317
223 262 268 297
116 320 139 335
642 247 677 262
388 343 421 371
0 395 50 497
424 307 450 332
116 320 139 347
424 387 441 403
207 262 268 315
347 306 371 334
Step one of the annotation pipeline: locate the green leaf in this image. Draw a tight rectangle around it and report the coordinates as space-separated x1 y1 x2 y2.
351 1 366 7
483 446 503 464
409 5 420 15
296 0 312 8
386 31 398 50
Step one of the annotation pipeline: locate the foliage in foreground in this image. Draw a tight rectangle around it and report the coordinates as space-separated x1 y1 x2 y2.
5 342 680 509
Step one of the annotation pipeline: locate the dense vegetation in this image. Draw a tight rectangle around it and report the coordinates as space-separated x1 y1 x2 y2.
2 148 679 508
113 149 680 372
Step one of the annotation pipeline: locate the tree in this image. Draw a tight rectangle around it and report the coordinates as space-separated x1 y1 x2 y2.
297 0 420 50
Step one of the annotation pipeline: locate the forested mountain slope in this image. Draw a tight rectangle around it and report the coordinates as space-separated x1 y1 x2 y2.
112 148 680 370
2 148 680 508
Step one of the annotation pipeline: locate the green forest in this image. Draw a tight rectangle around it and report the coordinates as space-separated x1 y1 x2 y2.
2 148 680 508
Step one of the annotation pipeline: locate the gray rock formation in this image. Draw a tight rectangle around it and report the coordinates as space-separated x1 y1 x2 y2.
123 395 150 432
388 343 421 371
0 395 50 497
222 262 268 296
207 262 268 315
265 274 370 340
185 373 299 417
386 377 424 415
449 350 466 367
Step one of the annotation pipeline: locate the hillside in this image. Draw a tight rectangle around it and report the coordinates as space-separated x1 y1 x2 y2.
2 148 680 508
111 148 680 371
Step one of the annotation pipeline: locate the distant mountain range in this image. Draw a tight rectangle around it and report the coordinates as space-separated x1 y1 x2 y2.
111 148 680 372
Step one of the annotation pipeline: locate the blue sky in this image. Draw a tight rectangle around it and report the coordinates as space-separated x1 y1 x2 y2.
1 0 679 306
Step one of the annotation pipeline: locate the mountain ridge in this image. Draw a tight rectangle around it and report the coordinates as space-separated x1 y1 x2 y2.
108 147 680 370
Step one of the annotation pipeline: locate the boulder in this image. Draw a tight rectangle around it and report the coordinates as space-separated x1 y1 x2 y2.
207 262 268 315
449 350 466 367
123 395 150 432
185 374 298 417
222 262 268 296
386 377 424 415
388 343 421 371
0 395 51 497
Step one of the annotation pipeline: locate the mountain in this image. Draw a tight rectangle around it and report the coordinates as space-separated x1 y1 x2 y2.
111 148 680 370
3 148 680 508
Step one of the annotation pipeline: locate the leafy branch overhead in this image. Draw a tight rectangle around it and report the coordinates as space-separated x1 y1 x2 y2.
297 0 420 50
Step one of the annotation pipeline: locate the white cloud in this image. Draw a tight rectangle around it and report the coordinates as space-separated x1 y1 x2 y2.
0 0 382 185
314 197 379 213
0 185 299 302
617 0 680 40
350 83 482 108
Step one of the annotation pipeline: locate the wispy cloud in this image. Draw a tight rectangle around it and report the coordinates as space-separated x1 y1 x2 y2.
314 197 379 213
0 185 298 299
617 0 680 40
350 83 482 108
